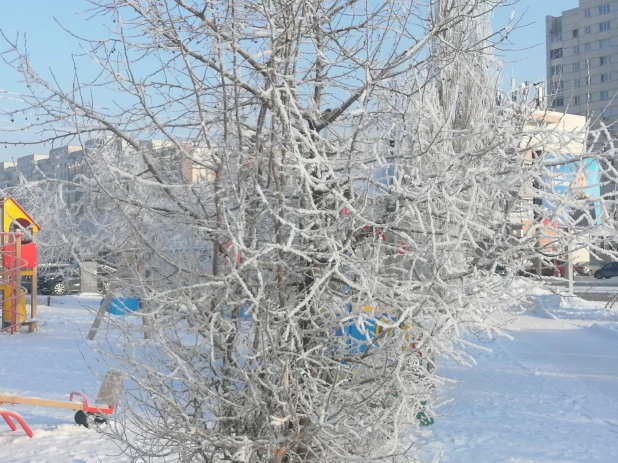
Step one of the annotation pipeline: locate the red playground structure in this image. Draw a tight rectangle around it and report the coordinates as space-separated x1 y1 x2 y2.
0 197 41 334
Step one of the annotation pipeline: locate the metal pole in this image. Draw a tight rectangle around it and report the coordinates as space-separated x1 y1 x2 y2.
14 234 22 332
567 241 574 294
9 235 15 334
29 264 37 332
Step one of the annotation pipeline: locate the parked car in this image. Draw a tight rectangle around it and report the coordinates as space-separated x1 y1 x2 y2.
478 263 508 276
37 262 116 295
555 262 593 277
39 263 81 295
574 263 593 276
20 278 31 294
494 265 508 276
21 263 74 294
594 262 618 279
518 263 561 278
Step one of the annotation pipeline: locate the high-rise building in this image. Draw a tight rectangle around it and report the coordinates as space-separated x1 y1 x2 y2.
546 1 618 128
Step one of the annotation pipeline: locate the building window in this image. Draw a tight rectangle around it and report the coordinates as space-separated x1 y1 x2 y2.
601 90 611 100
550 48 563 59
553 97 565 108
550 64 563 75
573 45 580 56
552 81 564 93
601 72 612 82
573 29 579 38
584 42 592 52
573 62 580 72
602 107 613 119
601 55 612 65
600 21 611 32
585 8 591 18
600 38 612 49
551 32 562 42
574 95 581 105
574 79 581 88
600 4 611 15
585 25 592 34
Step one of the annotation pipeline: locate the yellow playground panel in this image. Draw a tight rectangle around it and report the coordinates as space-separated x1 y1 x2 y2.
1 198 40 235
1 285 27 326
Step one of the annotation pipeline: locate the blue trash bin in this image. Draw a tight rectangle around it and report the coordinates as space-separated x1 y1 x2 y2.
106 297 140 315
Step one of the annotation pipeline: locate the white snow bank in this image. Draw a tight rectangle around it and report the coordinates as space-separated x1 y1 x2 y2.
426 290 618 462
0 423 126 463
520 282 618 322
588 322 618 339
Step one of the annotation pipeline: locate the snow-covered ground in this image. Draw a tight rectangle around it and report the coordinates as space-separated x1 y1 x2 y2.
0 294 125 462
2 287 618 462
424 287 618 462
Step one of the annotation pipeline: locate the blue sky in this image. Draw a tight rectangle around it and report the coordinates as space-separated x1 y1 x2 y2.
0 0 580 161
493 0 579 89
0 1 104 91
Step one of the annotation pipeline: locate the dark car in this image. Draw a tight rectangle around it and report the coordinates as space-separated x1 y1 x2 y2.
478 264 508 276
518 263 561 278
20 263 74 294
37 263 115 295
20 276 32 294
594 262 618 279
39 264 81 295
494 265 508 276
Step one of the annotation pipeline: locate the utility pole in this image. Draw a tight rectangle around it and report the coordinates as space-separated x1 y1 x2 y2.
567 241 574 294
531 151 544 277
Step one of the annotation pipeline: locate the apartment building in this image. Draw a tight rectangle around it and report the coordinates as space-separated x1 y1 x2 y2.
46 145 83 182
546 1 618 126
0 139 214 198
16 155 51 182
0 162 18 189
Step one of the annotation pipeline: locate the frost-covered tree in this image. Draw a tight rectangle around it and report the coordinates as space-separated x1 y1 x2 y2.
2 0 617 461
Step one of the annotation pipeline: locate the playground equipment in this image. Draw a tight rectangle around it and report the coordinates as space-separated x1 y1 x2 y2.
88 294 142 340
0 197 40 334
335 303 435 426
0 371 122 437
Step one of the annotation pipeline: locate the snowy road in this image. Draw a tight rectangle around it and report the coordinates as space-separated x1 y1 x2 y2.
426 293 618 462
542 276 618 302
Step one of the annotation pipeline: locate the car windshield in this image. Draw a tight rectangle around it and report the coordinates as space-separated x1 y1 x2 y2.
39 264 76 278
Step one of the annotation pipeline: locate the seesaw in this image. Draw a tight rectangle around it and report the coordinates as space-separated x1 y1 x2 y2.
0 371 122 438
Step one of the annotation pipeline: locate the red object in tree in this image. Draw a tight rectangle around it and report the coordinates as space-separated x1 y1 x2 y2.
224 241 241 264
